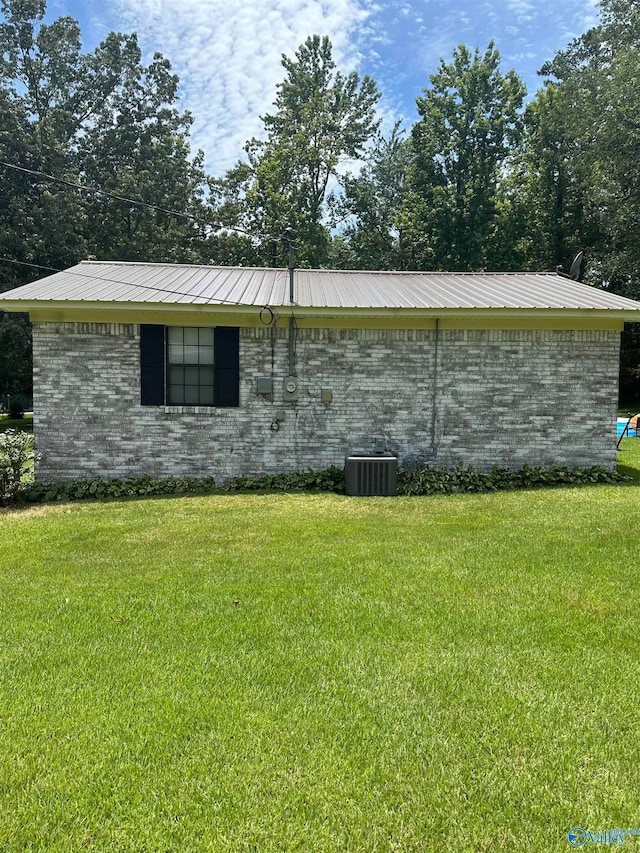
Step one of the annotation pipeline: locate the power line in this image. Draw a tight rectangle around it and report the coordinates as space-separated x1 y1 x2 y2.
0 257 60 273
0 255 289 308
0 158 264 241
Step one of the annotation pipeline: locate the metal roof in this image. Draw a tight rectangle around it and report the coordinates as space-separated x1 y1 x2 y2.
2 260 640 314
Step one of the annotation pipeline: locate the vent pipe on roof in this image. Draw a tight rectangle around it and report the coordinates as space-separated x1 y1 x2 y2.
282 227 297 379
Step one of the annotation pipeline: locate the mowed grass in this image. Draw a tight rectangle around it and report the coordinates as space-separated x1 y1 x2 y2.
2 460 640 850
0 413 33 432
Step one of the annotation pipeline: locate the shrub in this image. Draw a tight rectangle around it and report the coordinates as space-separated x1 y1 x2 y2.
23 475 218 504
18 463 628 506
0 430 38 505
396 464 627 496
223 465 345 493
22 467 346 504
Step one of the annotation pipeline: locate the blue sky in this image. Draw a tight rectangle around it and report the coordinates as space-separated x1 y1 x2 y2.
46 0 599 176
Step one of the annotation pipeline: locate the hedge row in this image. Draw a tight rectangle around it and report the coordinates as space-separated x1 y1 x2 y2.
23 475 218 503
397 463 626 494
16 463 627 505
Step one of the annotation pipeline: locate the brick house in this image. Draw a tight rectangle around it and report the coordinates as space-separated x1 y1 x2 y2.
2 261 640 481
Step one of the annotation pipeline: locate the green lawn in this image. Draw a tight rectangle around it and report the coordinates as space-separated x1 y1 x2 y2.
617 434 640 480
0 412 33 432
2 453 640 850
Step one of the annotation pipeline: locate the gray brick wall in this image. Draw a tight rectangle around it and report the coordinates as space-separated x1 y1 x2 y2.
31 322 620 481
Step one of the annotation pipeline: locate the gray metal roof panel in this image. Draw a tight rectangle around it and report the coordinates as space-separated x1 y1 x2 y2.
2 261 640 312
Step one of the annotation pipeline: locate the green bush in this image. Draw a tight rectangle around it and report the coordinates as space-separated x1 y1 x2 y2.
22 467 346 504
223 465 345 493
396 463 627 496
0 430 38 505
18 462 628 506
23 475 218 504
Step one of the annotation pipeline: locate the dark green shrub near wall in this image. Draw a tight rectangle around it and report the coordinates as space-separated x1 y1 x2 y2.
223 466 346 493
396 464 626 495
222 463 625 495
23 476 218 504
14 463 628 506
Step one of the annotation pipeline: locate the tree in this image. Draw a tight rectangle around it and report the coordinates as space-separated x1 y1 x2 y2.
0 0 211 271
502 81 589 273
590 0 640 296
329 122 415 269
78 36 210 263
0 313 31 395
212 35 381 267
0 0 88 395
535 0 640 293
0 0 211 395
407 42 526 270
531 0 640 403
0 0 90 277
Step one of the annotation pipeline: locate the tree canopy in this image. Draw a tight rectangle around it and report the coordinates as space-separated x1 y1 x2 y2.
211 35 381 268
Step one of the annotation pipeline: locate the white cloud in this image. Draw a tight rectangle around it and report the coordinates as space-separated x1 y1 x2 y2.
506 0 535 23
70 0 603 176
577 0 599 30
110 0 375 176
482 2 499 24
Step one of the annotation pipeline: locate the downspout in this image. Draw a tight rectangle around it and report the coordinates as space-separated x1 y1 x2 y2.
430 318 440 455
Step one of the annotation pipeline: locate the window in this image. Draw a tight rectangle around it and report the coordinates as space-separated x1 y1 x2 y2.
140 324 239 408
167 327 215 405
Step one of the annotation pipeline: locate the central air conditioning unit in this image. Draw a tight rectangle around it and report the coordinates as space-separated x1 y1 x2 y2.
345 455 398 497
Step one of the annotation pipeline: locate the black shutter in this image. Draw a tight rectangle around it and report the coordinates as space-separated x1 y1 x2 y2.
140 324 165 406
214 326 240 407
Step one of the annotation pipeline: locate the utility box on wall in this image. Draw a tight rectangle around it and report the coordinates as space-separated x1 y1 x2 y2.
283 375 299 402
256 376 273 395
345 455 398 496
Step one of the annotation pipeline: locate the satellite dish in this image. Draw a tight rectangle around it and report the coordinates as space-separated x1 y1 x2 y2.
569 251 584 281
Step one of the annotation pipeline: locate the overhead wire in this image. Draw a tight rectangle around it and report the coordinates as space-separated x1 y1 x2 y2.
0 158 290 244
0 159 299 307
0 256 291 309
0 257 61 273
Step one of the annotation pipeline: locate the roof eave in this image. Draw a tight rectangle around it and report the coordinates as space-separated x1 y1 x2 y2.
1 298 639 321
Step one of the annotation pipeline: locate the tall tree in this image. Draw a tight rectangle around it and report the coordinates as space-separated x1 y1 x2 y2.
0 0 211 273
212 35 381 267
0 0 89 277
528 0 640 404
329 123 415 270
503 81 589 273
407 42 525 270
0 0 211 396
535 0 640 292
79 36 210 263
0 0 87 397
